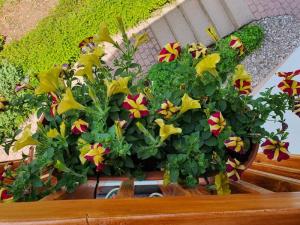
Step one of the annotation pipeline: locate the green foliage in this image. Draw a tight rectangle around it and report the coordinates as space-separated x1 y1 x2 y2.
0 60 36 148
215 25 264 80
0 0 171 74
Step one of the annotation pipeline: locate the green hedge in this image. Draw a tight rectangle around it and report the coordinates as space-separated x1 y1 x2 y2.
0 0 171 74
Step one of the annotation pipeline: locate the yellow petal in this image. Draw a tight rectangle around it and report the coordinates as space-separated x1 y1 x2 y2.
47 128 60 138
179 93 201 115
205 26 220 42
35 66 62 95
57 88 85 115
195 53 220 76
94 23 115 45
155 119 182 141
215 172 231 195
232 64 252 83
133 33 149 48
104 76 131 97
60 121 66 137
13 126 39 152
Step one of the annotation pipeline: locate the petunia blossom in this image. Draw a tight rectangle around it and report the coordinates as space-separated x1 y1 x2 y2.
84 143 110 171
226 157 245 181
261 138 290 162
158 42 181 62
122 93 149 119
208 112 226 137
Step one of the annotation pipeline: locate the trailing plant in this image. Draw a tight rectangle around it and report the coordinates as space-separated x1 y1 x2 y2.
0 19 297 202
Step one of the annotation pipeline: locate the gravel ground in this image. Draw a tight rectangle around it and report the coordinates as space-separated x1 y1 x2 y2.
242 15 300 88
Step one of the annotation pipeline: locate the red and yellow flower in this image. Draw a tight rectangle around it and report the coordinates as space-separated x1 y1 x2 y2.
50 92 59 117
157 100 179 119
158 42 181 62
261 138 290 162
79 36 96 54
122 93 149 119
188 43 207 59
224 136 244 153
234 80 252 95
84 143 110 172
208 112 226 137
277 69 300 80
278 79 300 96
294 98 300 117
71 119 89 135
229 35 245 56
232 65 252 95
226 158 245 181
0 188 13 203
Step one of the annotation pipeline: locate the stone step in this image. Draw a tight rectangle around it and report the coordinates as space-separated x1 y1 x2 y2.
165 7 197 46
150 17 176 47
200 0 235 38
179 0 213 46
223 0 254 28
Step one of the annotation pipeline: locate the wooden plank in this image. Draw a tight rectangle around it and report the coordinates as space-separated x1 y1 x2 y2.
115 179 134 199
40 189 67 201
251 162 300 180
159 184 191 196
230 180 273 194
1 193 300 224
242 169 300 192
255 153 300 170
186 185 211 195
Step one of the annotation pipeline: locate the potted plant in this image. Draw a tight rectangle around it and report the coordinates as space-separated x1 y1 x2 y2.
0 18 297 202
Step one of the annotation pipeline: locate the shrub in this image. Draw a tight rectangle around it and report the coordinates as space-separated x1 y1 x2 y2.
0 60 36 150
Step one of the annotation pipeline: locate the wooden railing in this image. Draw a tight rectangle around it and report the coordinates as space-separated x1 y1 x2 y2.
0 153 300 224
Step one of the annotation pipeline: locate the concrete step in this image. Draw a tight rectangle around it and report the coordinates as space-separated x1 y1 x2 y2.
165 7 197 46
223 0 254 28
179 0 213 45
150 17 176 47
200 0 235 38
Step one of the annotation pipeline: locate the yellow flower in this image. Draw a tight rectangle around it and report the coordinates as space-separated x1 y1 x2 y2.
78 138 89 164
133 33 149 48
47 128 60 138
35 66 63 95
13 126 39 152
232 64 252 83
60 121 66 137
155 119 182 142
179 93 201 115
94 23 115 45
57 88 85 114
114 120 127 139
104 76 131 97
215 172 231 195
195 53 220 77
116 16 126 35
75 47 104 82
205 26 220 42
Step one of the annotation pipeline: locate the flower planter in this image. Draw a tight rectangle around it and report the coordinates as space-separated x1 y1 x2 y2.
42 143 259 201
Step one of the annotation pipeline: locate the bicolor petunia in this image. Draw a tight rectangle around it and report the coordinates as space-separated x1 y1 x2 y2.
50 92 59 117
278 79 300 96
226 157 245 181
71 119 89 135
158 42 181 62
229 35 245 56
208 112 226 137
188 43 207 59
294 98 300 117
84 143 110 171
0 188 13 203
157 100 179 119
79 36 96 54
122 93 149 119
234 79 252 95
224 136 244 153
261 138 290 162
277 69 300 80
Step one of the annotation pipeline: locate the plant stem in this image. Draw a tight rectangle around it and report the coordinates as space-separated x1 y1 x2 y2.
93 171 100 199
